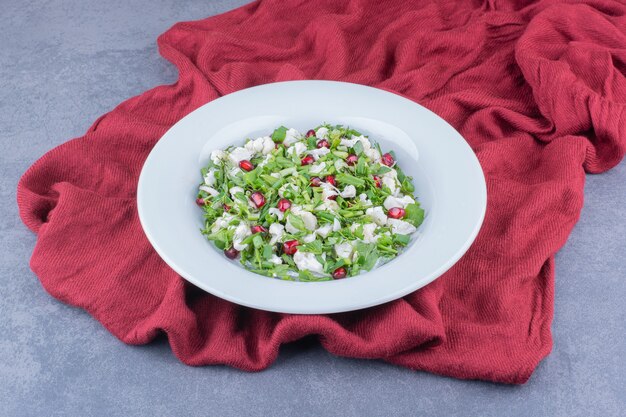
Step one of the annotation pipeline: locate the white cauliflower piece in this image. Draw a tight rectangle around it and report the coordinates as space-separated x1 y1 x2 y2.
210 150 226 165
383 195 415 210
286 141 307 157
309 161 326 174
268 207 284 221
211 213 234 233
228 147 254 164
315 127 329 139
362 223 379 243
309 147 330 160
335 242 354 259
366 206 388 226
302 234 317 243
232 222 251 251
204 169 217 186
199 185 219 197
293 251 324 274
270 254 283 265
315 199 339 213
320 182 338 200
387 218 417 234
229 186 244 200
269 223 285 244
283 128 303 146
315 223 333 238
291 206 317 231
359 193 373 207
339 185 356 198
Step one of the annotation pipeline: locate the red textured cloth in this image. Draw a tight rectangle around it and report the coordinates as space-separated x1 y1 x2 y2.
17 0 626 384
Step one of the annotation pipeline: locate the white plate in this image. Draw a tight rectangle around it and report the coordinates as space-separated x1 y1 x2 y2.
137 81 486 314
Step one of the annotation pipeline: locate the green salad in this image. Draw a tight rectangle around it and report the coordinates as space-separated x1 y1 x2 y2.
196 124 424 281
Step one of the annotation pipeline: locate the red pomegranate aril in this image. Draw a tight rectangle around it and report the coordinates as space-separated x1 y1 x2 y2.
250 191 266 208
239 160 254 171
250 225 268 234
310 177 322 187
381 153 395 167
224 247 240 259
317 139 330 148
325 175 336 186
332 267 347 279
388 207 406 219
346 154 358 166
196 197 206 206
328 195 337 201
223 204 231 211
283 240 299 255
277 198 291 212
306 129 316 137
301 155 315 166
373 175 382 188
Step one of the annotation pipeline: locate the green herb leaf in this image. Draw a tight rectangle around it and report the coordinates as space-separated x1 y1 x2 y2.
271 126 288 143
336 173 365 187
353 140 364 156
404 203 424 227
287 214 306 232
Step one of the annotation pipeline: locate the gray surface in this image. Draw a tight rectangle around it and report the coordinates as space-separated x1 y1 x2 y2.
1 1 625 416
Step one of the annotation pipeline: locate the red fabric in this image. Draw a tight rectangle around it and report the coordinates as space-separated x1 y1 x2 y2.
17 0 626 384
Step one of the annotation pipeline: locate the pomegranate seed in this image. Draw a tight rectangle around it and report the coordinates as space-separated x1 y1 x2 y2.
250 192 266 208
275 143 280 149
239 160 254 171
306 129 316 137
196 197 206 206
277 198 291 212
346 154 358 166
310 177 322 187
325 175 336 186
332 267 347 279
223 204 231 211
381 153 395 167
388 207 406 219
373 175 382 188
283 240 299 255
250 225 268 234
224 247 240 259
317 139 330 148
328 195 337 201
301 155 315 166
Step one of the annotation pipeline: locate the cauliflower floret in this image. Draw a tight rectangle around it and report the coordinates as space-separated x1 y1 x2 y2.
286 141 307 157
244 136 275 155
339 185 356 198
291 206 317 231
302 234 317 243
315 127 329 139
362 223 379 243
229 186 245 200
258 154 272 168
283 128 303 146
204 169 217 186
309 147 330 160
293 251 324 274
228 147 254 164
199 185 219 197
319 182 338 200
269 223 285 244
232 222 251 251
335 242 354 259
383 195 415 210
365 147 381 162
315 199 339 213
268 207 284 221
366 206 387 226
210 150 226 165
315 223 333 238
309 161 326 174
359 193 373 207
387 218 417 234
334 159 347 172
211 213 234 233
270 254 283 265
333 217 341 231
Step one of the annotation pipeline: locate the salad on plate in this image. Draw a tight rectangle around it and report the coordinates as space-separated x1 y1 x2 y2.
196 124 424 281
